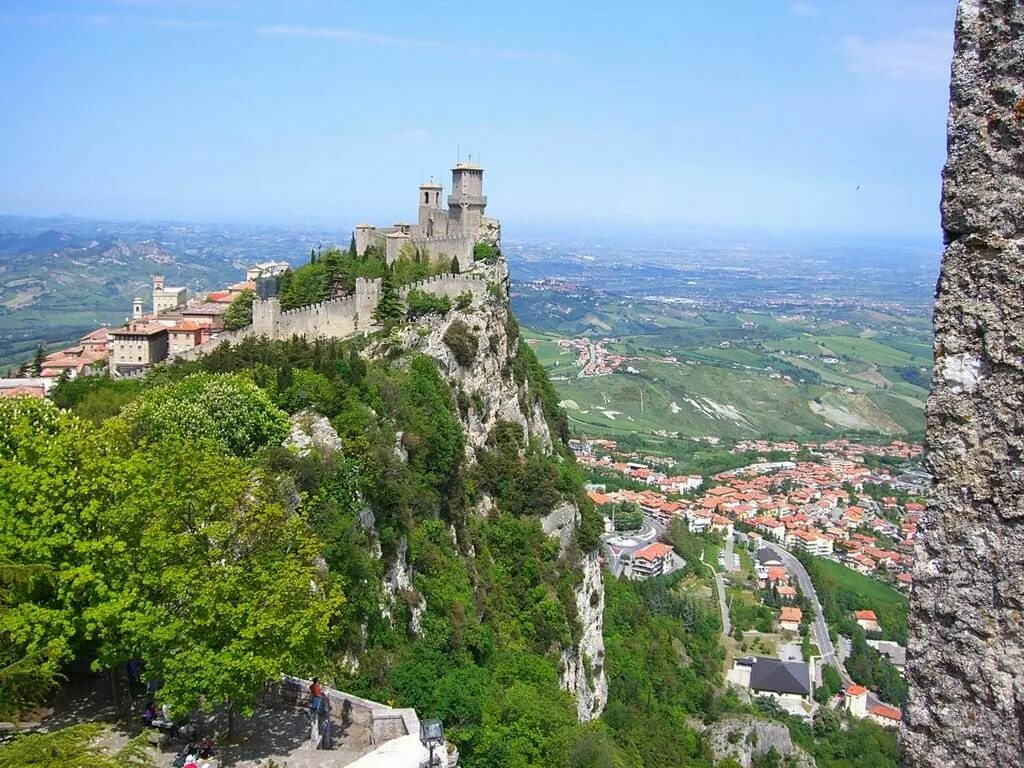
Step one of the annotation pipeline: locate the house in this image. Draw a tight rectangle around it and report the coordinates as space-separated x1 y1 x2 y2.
845 684 869 718
181 302 228 329
630 542 674 580
728 657 813 716
109 322 169 378
854 609 880 632
167 321 206 357
786 529 834 556
867 640 906 675
246 260 291 281
779 606 803 633
710 515 734 536
867 704 902 728
0 379 48 398
776 585 798 602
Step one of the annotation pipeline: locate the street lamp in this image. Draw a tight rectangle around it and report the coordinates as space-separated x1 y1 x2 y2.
419 718 444 766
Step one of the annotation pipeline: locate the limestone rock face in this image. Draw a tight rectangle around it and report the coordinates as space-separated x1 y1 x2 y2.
284 408 344 456
371 261 606 721
904 2 1024 766
693 716 815 768
560 549 608 721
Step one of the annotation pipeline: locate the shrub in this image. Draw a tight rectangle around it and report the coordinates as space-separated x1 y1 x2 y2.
473 242 495 261
443 320 478 367
455 291 473 310
118 373 290 457
405 289 451 319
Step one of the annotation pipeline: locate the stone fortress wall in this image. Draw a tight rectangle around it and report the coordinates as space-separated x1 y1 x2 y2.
177 272 487 361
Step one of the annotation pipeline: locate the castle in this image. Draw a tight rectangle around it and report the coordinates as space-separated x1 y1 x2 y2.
354 161 500 271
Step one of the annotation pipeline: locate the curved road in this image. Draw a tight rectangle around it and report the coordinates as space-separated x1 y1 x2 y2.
760 541 852 686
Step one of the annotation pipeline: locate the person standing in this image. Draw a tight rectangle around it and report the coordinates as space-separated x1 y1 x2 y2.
309 678 323 714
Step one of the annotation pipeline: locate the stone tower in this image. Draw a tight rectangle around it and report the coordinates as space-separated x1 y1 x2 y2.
418 179 444 237
447 162 487 237
903 2 1024 767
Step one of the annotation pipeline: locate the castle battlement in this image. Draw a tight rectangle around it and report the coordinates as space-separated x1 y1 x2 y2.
249 272 486 345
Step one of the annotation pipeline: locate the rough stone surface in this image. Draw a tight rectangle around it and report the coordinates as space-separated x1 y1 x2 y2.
559 549 609 722
904 2 1024 766
692 716 815 768
284 408 344 456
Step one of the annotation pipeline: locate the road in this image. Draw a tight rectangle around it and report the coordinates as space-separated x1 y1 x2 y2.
700 551 731 637
760 541 851 686
601 514 663 577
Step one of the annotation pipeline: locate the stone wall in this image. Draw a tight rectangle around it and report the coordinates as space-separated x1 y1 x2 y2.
904 2 1024 766
249 273 487 344
268 675 419 747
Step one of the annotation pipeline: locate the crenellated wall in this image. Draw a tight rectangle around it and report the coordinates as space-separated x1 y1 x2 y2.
249 272 487 343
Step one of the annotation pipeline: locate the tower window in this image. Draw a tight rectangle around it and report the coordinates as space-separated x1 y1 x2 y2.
424 191 429 204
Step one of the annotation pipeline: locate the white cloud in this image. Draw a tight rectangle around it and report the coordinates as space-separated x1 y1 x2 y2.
789 2 818 16
840 29 952 81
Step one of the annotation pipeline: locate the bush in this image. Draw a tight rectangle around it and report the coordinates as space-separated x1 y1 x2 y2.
118 373 290 457
473 242 495 261
443 320 478 367
455 291 473 310
405 289 451 319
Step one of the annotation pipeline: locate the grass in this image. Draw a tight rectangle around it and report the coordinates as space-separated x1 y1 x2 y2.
814 557 909 640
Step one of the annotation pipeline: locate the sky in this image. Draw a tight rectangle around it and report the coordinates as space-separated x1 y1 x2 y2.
0 0 957 238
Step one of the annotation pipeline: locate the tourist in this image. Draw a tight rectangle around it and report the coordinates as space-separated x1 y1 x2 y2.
199 737 214 758
142 701 158 727
310 677 323 714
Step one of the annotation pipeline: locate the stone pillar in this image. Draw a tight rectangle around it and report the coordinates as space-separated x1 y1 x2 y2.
904 2 1024 767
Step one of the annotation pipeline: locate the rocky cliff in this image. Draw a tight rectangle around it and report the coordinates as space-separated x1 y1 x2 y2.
904 2 1024 766
366 259 607 722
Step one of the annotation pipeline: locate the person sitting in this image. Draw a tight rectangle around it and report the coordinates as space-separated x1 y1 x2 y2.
199 737 214 758
142 701 158 727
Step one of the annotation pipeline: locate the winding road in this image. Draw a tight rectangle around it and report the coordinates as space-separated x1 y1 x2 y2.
760 541 850 686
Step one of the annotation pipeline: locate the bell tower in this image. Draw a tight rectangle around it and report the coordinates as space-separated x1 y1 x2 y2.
418 178 443 237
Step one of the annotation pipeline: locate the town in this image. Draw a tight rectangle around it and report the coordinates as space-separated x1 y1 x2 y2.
0 261 291 397
581 434 920 727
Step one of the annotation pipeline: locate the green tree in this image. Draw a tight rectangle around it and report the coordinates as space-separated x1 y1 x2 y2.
372 270 403 325
118 373 290 457
30 344 45 376
223 288 258 330
450 255 461 274
0 724 153 768
613 501 643 531
349 233 357 257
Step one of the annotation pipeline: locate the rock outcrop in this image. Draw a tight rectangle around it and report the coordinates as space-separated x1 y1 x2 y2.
692 716 815 768
904 2 1024 766
368 261 607 721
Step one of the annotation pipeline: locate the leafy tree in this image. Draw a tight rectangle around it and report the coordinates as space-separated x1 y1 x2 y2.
110 441 343 733
406 289 451 319
612 501 642 531
223 288 258 330
118 373 289 457
0 724 153 768
372 270 403 325
349 233 357 257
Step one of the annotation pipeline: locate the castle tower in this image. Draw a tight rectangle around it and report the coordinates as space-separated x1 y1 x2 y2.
153 275 165 292
132 298 143 319
447 162 487 237
418 179 443 237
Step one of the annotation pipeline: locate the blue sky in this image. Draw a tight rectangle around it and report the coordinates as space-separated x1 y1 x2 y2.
0 0 956 237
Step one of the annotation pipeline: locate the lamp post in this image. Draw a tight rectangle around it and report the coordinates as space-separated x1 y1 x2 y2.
419 718 444 767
